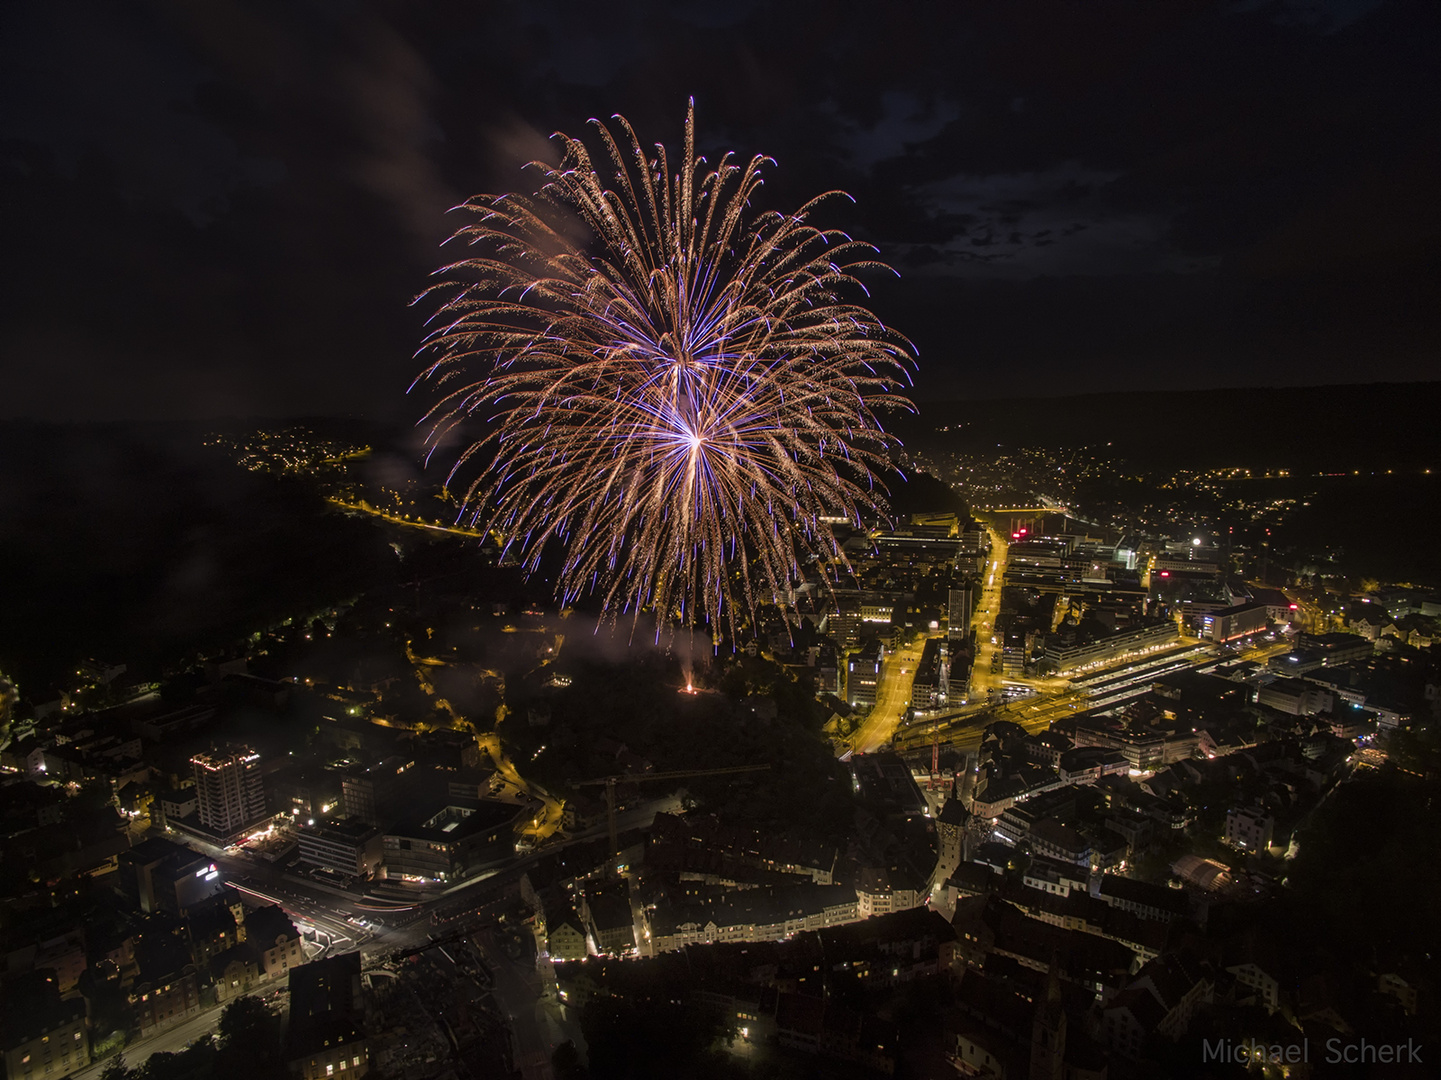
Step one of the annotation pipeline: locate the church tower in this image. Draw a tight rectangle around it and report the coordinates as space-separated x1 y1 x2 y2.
1029 956 1067 1080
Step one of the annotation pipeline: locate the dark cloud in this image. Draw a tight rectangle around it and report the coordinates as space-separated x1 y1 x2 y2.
1 0 1437 419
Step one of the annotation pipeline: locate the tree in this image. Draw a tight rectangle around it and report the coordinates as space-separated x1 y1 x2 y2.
551 1041 588 1080
215 996 283 1080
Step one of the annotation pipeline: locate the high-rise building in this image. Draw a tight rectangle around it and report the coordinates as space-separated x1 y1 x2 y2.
191 747 266 837
947 585 974 642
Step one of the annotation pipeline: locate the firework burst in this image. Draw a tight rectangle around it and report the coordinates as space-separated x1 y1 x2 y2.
414 101 915 634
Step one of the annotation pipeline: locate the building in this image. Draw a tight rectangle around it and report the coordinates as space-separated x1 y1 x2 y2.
1223 807 1274 853
1042 621 1177 674
934 798 972 887
948 585 975 643
581 886 636 956
1202 601 1268 643
847 642 884 708
284 953 370 1080
117 836 224 915
340 757 413 827
191 747 266 838
130 927 202 1036
1295 632 1373 665
0 972 89 1080
1097 874 1190 924
381 798 522 882
854 867 923 919
1256 678 1332 716
1022 856 1089 898
297 819 383 878
649 883 860 953
911 638 950 709
243 905 307 980
543 902 589 961
153 786 198 829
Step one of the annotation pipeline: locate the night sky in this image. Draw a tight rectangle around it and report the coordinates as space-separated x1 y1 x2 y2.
3 0 1438 423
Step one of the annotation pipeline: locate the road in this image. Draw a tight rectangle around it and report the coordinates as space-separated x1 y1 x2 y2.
844 528 1009 757
477 928 582 1080
848 633 926 753
69 986 279 1080
965 529 1009 703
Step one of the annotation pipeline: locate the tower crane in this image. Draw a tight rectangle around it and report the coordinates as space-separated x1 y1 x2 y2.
570 764 772 856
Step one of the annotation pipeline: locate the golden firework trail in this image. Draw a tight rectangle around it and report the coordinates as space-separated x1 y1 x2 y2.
414 101 915 635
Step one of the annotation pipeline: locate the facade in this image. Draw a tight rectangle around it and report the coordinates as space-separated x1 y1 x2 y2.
855 868 922 919
381 798 521 882
131 967 202 1036
154 786 198 828
934 797 971 888
297 819 383 878
1022 856 1089 898
191 746 266 837
650 884 860 953
1228 962 1280 1012
117 836 223 915
285 953 370 1080
1256 678 1332 716
211 946 263 1004
847 643 884 708
947 585 975 642
582 888 636 956
1223 807 1274 852
1042 621 1177 674
911 638 950 709
340 757 413 827
1097 875 1190 923
246 906 306 979
1202 601 1268 643
0 976 89 1080
543 904 589 961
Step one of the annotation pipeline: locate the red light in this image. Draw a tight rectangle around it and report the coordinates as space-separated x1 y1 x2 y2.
1289 604 1298 610
1012 532 1020 539
1160 571 1170 577
1019 528 1028 535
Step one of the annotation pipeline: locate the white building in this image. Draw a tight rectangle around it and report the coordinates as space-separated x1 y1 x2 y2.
1223 807 1274 853
191 747 266 837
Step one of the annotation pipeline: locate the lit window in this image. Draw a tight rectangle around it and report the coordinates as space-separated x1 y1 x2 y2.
327 1067 334 1077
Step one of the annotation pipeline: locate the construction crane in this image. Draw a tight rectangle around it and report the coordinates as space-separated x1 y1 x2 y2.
571 764 772 856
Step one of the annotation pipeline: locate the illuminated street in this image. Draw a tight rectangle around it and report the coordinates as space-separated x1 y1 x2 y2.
848 632 926 753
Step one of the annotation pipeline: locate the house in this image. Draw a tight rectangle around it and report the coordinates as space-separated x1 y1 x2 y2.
284 953 370 1080
1100 987 1164 1059
210 944 262 1004
1097 874 1191 924
1223 807 1274 852
1124 953 1213 1040
129 922 202 1036
775 993 897 1075
582 887 635 956
818 907 956 986
0 972 90 1080
544 902 589 962
243 904 307 980
952 1026 1016 1078
854 866 923 918
1023 856 1089 898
